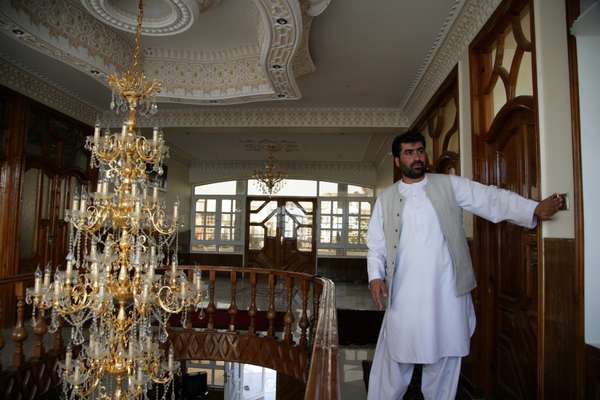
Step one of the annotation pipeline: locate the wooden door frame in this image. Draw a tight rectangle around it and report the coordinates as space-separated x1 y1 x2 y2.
244 196 317 272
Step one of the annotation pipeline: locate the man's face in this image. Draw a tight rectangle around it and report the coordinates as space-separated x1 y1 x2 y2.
394 141 426 179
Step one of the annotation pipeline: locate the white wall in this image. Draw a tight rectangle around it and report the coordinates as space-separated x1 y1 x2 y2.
164 157 192 233
573 0 600 347
534 0 575 238
189 160 377 188
375 153 394 196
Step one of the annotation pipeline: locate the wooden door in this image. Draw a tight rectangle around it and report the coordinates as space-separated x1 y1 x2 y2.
479 99 540 399
245 197 316 273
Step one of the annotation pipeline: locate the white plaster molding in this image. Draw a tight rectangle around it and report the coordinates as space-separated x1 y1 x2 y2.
400 0 465 111
402 0 503 123
101 107 408 128
0 56 100 125
81 0 218 36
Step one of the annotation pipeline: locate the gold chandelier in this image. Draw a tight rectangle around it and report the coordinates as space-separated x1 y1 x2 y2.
252 144 287 196
26 1 205 399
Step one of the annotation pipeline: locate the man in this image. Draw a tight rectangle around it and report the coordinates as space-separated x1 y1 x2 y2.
367 131 563 399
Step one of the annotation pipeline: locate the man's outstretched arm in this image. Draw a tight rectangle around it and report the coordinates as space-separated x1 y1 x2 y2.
450 175 563 227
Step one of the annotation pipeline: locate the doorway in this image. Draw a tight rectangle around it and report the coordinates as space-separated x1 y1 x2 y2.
244 197 316 273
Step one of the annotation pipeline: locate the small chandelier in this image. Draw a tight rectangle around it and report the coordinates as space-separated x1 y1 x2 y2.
26 1 205 399
252 144 287 196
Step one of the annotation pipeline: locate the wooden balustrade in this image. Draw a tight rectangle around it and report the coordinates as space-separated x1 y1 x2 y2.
0 266 339 400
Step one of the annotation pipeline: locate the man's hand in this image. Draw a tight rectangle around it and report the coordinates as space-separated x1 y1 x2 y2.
534 194 565 221
369 279 388 310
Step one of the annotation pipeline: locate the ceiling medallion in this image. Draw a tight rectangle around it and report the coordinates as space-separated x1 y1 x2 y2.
81 0 221 36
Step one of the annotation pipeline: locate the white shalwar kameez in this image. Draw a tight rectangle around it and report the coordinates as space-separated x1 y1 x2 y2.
367 175 538 400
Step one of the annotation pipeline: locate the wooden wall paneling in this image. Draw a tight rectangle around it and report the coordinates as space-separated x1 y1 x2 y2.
586 345 600 400
410 66 460 176
316 257 367 283
543 238 577 399
469 1 541 398
565 0 585 397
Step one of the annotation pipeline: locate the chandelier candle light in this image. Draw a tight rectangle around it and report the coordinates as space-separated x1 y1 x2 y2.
26 1 205 399
253 144 287 196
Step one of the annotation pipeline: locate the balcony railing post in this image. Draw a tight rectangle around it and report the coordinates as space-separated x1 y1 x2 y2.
283 276 294 344
248 272 257 335
207 270 216 330
11 281 27 369
267 273 277 338
299 279 310 347
228 271 238 332
31 309 47 359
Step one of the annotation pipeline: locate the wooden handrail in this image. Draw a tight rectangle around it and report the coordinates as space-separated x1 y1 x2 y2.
305 277 339 400
0 266 340 399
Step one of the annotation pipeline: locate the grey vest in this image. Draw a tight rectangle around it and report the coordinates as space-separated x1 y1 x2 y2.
378 173 476 296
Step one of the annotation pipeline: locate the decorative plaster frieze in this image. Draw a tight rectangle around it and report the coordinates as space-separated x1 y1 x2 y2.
400 0 464 111
0 57 100 125
5 0 132 71
402 0 503 123
0 0 326 105
101 107 408 128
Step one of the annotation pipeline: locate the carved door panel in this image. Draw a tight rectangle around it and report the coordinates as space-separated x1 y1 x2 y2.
245 197 316 273
483 104 539 399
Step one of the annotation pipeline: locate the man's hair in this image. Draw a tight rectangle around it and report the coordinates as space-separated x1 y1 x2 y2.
391 130 426 158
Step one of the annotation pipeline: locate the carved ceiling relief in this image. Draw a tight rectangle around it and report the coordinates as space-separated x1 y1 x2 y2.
0 0 329 105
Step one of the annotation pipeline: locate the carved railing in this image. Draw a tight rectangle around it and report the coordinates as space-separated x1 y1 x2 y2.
0 266 339 400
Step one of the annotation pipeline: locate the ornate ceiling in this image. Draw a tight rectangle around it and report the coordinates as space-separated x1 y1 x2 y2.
0 0 505 164
0 0 332 105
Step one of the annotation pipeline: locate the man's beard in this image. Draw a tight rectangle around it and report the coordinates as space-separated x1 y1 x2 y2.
400 161 426 179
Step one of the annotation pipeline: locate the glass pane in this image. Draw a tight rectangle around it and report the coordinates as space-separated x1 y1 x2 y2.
222 199 231 212
284 214 295 238
191 244 217 252
249 226 265 250
40 173 52 219
219 245 235 253
206 199 216 212
348 185 374 197
194 227 204 240
320 230 331 243
332 216 343 229
349 201 359 215
251 201 277 224
297 227 312 251
332 230 341 244
222 214 231 226
213 369 225 386
332 201 344 214
195 214 204 226
231 199 237 212
361 202 371 214
347 249 368 257
265 213 277 237
205 227 215 240
196 199 205 212
221 229 231 241
319 181 338 196
348 230 359 244
349 216 359 230
298 201 314 213
20 168 40 258
248 179 317 196
321 200 331 215
194 180 237 195
205 213 216 226
360 217 370 230
318 248 336 256
320 216 331 229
